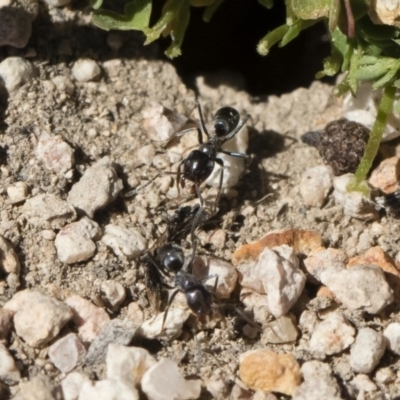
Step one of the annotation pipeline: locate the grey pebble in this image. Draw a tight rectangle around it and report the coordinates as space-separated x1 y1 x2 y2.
84 319 137 366
67 157 123 218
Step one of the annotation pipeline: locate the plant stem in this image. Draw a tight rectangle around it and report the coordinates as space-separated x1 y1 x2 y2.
348 84 396 195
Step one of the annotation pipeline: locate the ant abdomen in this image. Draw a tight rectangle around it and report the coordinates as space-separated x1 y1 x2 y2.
156 244 184 273
213 107 240 136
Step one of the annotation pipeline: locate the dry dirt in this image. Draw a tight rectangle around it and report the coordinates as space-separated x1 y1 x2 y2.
2 4 400 400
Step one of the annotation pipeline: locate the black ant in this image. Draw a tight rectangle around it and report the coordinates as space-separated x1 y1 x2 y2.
126 102 251 212
142 205 211 313
176 102 251 210
143 207 259 334
146 237 221 332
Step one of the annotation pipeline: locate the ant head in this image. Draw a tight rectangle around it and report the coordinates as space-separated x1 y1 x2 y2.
156 244 184 273
213 107 240 137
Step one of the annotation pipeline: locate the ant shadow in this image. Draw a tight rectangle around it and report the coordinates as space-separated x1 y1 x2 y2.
212 126 292 231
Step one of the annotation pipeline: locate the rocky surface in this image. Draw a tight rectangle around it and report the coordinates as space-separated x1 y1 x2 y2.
1 3 400 400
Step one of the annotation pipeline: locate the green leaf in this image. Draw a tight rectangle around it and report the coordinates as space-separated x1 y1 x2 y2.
354 64 387 81
280 19 317 47
90 0 103 10
333 76 351 96
92 0 152 31
328 0 340 32
165 1 190 58
372 68 399 88
347 47 361 93
316 55 341 78
203 0 224 22
393 99 400 114
144 0 181 44
257 24 290 56
290 0 330 20
258 0 273 8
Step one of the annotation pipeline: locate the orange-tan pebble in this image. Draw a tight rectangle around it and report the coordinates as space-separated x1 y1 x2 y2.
369 156 400 194
239 349 301 396
233 228 322 266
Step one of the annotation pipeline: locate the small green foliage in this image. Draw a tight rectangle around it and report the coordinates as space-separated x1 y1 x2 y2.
91 0 400 192
92 0 225 58
92 0 152 31
348 85 396 195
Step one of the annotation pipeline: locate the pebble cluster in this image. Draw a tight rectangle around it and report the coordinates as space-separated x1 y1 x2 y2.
2 1 400 399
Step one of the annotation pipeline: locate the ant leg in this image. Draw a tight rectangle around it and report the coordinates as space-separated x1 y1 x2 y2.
176 158 187 197
161 288 181 333
220 150 251 168
190 185 205 243
185 238 198 273
196 101 210 142
125 166 182 198
214 158 224 212
222 114 251 142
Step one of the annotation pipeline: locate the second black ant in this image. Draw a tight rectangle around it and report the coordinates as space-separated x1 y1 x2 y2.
127 102 251 213
176 102 251 211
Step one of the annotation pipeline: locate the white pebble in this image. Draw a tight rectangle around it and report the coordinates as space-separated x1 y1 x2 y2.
142 103 188 142
240 289 270 325
383 322 400 355
293 360 342 400
192 256 237 299
72 59 101 82
106 344 156 387
18 376 59 400
310 313 355 355
0 343 20 384
351 374 377 393
67 157 123 218
344 82 400 141
350 328 386 373
48 333 86 373
0 235 20 275
300 165 333 208
6 181 29 203
332 174 379 220
101 280 126 311
0 57 36 92
36 133 75 174
55 217 100 264
375 367 396 384
61 372 91 400
322 264 393 314
261 314 298 344
22 193 77 229
205 124 248 189
136 144 155 166
137 308 190 341
52 75 75 95
4 289 73 347
101 225 147 259
303 248 348 282
299 310 319 334
141 358 201 400
238 245 305 318
78 379 139 400
65 295 110 342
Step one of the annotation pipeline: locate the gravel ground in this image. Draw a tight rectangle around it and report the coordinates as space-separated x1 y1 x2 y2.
1 3 400 400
